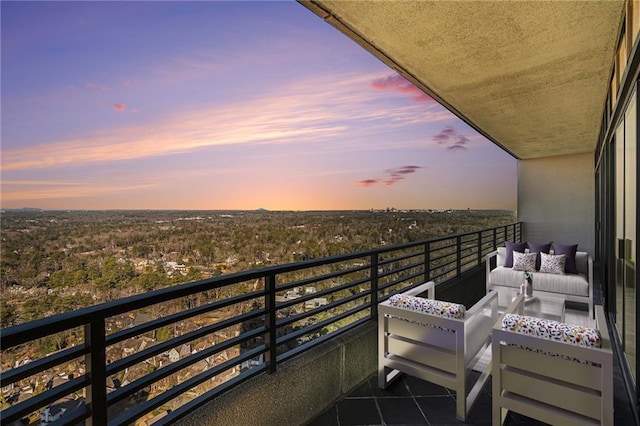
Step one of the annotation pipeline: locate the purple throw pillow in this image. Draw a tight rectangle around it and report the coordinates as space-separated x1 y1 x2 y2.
504 241 527 268
552 243 578 274
526 241 551 270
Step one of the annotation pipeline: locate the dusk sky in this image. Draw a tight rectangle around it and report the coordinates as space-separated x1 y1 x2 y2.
1 1 517 211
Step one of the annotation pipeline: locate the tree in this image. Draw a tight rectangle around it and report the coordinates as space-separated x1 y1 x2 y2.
1 300 17 327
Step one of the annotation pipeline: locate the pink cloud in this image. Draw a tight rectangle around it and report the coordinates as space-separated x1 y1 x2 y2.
371 74 435 104
433 127 470 150
357 179 378 187
113 103 126 112
357 166 422 188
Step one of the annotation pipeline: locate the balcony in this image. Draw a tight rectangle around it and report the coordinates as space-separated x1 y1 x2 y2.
0 222 634 425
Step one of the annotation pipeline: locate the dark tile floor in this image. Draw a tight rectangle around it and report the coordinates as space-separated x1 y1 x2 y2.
307 363 637 426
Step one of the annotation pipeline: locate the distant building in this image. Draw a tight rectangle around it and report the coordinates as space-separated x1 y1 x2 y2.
305 298 328 310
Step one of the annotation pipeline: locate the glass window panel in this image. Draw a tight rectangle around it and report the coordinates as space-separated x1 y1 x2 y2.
625 89 637 381
617 119 625 342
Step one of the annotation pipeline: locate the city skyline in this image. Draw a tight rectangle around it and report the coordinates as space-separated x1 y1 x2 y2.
1 1 517 211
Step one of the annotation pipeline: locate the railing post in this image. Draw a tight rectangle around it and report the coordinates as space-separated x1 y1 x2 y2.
370 254 379 319
493 227 497 250
85 318 107 426
424 241 430 282
265 272 277 373
477 231 482 266
518 222 522 241
456 235 462 276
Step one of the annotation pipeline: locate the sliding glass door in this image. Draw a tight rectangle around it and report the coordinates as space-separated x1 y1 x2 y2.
615 87 637 381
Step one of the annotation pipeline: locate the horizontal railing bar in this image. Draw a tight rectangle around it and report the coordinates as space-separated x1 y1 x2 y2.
378 261 423 280
378 270 424 292
378 250 423 266
429 267 457 282
109 346 266 426
276 301 369 348
429 251 457 264
106 309 265 377
431 242 458 255
106 290 264 345
276 263 370 291
460 253 477 263
275 276 369 312
276 289 367 330
1 375 89 425
431 257 457 272
460 258 478 268
276 316 369 365
108 328 266 405
0 344 89 388
46 403 90 426
377 280 430 303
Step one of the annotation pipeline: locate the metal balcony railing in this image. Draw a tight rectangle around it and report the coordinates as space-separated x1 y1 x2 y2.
0 222 521 426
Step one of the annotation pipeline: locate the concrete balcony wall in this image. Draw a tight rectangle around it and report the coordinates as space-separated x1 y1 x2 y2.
518 152 595 255
175 270 489 426
177 321 378 426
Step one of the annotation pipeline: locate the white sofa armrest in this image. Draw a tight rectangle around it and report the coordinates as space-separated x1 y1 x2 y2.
485 250 499 293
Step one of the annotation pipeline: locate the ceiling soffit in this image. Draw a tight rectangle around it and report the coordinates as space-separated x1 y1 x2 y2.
301 1 625 160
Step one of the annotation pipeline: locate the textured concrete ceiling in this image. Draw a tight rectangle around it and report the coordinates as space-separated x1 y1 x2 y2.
300 1 625 159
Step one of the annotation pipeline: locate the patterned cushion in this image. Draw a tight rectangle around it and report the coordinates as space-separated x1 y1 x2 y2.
502 314 601 348
388 294 465 319
539 252 566 275
512 251 537 272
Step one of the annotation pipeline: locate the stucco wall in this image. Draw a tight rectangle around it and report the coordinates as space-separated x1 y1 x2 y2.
176 321 377 426
518 152 595 256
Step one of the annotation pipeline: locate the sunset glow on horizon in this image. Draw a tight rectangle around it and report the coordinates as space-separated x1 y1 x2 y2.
1 1 517 211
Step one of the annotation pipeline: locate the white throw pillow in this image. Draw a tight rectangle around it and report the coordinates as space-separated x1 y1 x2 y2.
512 251 537 272
539 252 566 275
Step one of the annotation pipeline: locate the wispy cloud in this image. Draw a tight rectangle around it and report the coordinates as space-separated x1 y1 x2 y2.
2 72 451 171
433 126 470 150
1 179 155 201
357 165 422 187
371 74 435 104
85 82 108 91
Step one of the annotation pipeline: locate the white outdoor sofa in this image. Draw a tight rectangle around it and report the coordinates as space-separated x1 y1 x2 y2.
486 247 593 318
492 294 613 426
378 281 498 421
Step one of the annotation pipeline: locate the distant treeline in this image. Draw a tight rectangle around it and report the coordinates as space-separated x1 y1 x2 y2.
0 209 515 327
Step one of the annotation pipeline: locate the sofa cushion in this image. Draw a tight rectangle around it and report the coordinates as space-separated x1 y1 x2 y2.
552 243 578 274
505 241 527 267
488 266 589 297
501 313 601 348
526 241 551 270
539 252 566 275
388 294 465 319
512 252 537 272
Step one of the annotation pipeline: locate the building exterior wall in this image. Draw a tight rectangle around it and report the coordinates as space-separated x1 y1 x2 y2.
518 152 595 256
